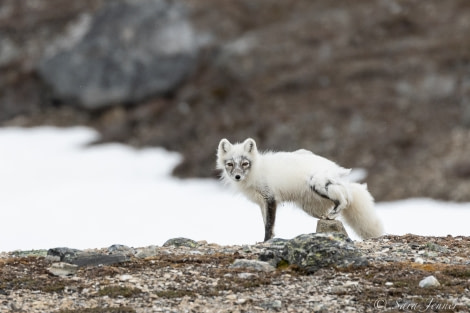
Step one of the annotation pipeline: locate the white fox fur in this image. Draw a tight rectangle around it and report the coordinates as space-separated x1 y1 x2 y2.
216 138 384 241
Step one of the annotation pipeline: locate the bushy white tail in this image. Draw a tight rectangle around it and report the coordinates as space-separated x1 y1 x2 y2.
341 183 384 239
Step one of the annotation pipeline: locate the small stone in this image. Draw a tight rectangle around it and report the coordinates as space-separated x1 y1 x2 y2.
330 286 347 294
261 299 282 310
230 259 275 272
414 257 424 264
226 294 237 300
385 282 394 286
419 275 440 288
119 274 133 282
48 262 78 277
316 219 349 237
409 242 421 250
237 298 247 304
238 272 257 279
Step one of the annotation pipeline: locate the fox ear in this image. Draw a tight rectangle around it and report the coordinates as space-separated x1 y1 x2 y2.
218 138 232 155
243 138 257 154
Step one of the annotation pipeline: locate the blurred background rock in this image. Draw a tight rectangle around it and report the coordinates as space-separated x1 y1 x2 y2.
1 0 470 201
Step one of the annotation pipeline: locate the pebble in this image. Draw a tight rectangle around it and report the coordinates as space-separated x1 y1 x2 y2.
238 272 257 279
226 294 237 300
236 298 247 304
419 275 441 288
414 257 424 264
119 274 133 282
230 259 275 272
262 299 282 310
2 234 469 313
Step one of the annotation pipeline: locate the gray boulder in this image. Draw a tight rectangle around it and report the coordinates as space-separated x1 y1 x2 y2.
259 233 367 274
70 252 130 267
38 0 198 109
47 247 82 263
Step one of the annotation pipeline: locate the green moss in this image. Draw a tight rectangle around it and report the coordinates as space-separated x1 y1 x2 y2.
393 281 410 288
97 286 141 298
276 259 290 270
155 289 196 298
0 277 66 293
443 267 470 278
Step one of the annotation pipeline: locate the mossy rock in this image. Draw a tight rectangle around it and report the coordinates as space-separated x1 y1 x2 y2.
259 233 367 274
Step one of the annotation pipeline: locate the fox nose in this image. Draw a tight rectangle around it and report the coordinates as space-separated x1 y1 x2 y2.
235 174 241 180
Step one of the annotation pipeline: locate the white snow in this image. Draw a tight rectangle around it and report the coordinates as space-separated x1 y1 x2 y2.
0 126 469 252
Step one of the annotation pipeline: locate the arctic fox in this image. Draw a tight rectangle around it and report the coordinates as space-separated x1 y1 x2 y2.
216 138 384 241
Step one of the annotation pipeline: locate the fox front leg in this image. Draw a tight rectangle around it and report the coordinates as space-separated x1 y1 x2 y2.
262 197 277 241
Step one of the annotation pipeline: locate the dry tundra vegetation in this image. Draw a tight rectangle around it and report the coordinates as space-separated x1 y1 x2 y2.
1 234 470 312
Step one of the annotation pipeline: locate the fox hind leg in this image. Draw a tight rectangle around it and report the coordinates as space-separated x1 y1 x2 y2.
310 176 349 220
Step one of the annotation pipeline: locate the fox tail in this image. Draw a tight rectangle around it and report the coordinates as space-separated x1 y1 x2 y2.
341 183 384 239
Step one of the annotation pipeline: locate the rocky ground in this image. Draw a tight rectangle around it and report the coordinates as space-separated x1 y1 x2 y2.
1 234 469 313
1 0 470 202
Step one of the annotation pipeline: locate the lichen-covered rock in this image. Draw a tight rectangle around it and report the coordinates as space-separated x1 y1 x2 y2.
259 233 367 273
163 237 198 248
47 247 129 267
47 247 82 263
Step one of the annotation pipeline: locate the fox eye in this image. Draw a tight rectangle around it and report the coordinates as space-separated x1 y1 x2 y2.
226 162 234 168
242 161 250 167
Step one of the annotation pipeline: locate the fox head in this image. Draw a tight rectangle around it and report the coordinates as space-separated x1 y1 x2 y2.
217 138 258 182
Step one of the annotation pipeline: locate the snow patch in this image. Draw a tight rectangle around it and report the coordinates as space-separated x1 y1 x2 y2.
0 127 469 252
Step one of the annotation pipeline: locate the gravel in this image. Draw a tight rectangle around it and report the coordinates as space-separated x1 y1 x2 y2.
1 234 469 312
